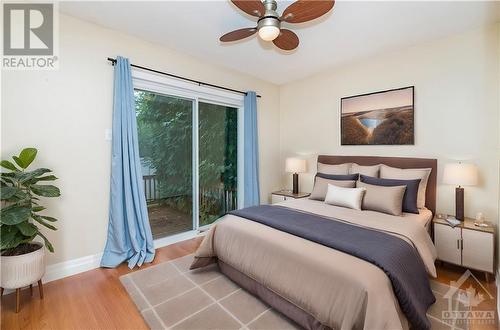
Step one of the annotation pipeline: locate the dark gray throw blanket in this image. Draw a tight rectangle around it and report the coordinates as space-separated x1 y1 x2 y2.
230 205 435 330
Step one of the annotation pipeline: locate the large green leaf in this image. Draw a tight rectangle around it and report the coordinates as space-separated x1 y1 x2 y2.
32 215 57 230
0 225 21 250
0 225 34 250
1 186 21 200
12 156 25 169
33 175 57 182
0 206 31 225
0 160 19 172
19 168 52 184
12 189 29 202
30 184 60 197
18 148 37 169
16 222 38 236
37 232 54 252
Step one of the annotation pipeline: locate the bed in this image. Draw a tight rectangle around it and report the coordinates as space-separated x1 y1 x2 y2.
191 155 438 330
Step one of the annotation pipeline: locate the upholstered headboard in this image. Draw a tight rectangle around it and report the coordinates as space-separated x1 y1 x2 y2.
317 155 438 215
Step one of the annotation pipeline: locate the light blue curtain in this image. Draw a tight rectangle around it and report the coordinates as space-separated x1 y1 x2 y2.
243 91 260 207
101 56 155 269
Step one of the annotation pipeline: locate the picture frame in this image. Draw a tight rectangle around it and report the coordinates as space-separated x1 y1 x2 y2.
340 86 415 145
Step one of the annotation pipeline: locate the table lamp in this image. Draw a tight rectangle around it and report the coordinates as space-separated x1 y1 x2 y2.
443 162 478 220
285 158 307 194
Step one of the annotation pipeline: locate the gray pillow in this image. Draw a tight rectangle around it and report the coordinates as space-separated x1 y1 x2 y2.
359 174 420 214
349 163 380 177
310 176 356 201
357 181 406 216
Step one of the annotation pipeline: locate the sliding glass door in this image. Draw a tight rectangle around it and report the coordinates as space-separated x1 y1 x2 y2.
135 89 240 239
198 102 238 227
135 90 194 239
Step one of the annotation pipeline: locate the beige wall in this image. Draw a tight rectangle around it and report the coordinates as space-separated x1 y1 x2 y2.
280 26 500 226
1 15 281 266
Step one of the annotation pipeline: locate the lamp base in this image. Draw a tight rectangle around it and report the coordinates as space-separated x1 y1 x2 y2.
455 187 464 221
292 173 299 194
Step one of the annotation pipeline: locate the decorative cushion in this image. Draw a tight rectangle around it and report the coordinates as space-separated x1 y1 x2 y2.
310 177 356 201
317 162 351 175
324 184 366 210
349 163 380 177
379 165 431 209
316 172 359 181
360 175 420 214
356 181 406 216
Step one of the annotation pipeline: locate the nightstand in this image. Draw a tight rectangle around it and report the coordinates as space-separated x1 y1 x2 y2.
271 190 310 204
433 216 495 280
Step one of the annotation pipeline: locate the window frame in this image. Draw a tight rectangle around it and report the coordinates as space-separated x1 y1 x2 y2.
132 69 245 247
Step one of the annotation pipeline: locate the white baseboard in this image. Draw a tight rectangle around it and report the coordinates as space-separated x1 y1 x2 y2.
43 252 103 283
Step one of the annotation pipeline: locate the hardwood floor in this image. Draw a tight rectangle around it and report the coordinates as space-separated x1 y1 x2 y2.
1 237 497 330
1 238 203 330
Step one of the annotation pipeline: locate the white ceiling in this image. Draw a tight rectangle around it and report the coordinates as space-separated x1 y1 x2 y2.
60 1 500 85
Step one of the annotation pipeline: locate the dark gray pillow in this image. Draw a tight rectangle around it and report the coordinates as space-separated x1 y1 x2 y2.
359 175 420 214
316 173 359 181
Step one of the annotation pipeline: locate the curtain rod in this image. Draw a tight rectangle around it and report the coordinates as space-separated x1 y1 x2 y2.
107 57 261 98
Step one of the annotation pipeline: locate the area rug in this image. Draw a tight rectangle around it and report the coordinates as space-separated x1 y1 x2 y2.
120 255 484 330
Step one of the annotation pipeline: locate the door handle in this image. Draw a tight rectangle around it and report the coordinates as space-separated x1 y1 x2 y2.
461 239 463 250
457 239 460 249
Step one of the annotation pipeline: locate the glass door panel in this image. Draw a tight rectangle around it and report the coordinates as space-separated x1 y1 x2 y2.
135 90 194 239
198 102 238 226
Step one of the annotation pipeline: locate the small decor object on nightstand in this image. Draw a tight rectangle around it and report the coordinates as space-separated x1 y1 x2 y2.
443 162 478 221
285 157 307 194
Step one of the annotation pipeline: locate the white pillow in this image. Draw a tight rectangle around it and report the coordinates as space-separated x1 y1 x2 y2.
317 162 351 175
324 184 366 210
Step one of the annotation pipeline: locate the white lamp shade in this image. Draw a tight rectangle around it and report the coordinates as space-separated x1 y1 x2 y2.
285 158 307 173
443 163 478 186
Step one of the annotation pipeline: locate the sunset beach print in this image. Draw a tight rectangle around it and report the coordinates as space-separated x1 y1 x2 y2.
341 87 414 145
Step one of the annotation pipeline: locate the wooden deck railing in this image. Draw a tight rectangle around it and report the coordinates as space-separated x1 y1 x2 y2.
143 175 237 213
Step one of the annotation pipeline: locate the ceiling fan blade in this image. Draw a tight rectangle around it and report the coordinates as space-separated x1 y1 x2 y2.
281 0 335 23
220 28 257 42
273 29 299 51
231 0 265 18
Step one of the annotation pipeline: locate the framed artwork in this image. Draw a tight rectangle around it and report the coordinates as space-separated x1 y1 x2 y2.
341 86 414 145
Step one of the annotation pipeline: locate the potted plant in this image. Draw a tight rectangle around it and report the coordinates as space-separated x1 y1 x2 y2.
0 148 60 312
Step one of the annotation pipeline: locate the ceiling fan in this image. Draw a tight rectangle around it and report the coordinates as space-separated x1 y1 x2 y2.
220 0 335 51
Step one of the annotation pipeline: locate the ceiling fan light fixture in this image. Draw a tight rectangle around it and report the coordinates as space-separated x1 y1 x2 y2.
258 25 280 41
221 0 335 50
257 16 280 41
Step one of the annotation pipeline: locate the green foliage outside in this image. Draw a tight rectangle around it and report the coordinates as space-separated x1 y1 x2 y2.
135 90 238 226
0 148 60 254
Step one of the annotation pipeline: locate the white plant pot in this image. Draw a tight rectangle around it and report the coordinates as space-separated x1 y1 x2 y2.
1 242 45 289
